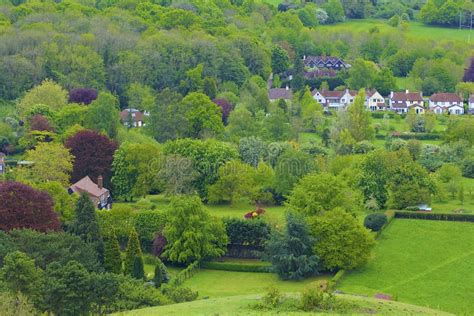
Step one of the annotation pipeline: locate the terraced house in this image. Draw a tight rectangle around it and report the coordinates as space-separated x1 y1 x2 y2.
389 90 424 114
429 93 464 115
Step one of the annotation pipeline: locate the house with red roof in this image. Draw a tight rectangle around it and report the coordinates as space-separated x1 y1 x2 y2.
68 176 112 209
120 109 148 127
389 90 424 114
429 93 464 115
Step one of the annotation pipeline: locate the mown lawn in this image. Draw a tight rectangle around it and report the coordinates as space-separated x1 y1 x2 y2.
431 177 474 214
181 269 328 298
319 19 474 42
115 293 449 316
338 219 474 314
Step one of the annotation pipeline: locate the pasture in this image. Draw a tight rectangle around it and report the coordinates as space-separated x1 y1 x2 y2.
116 292 449 316
319 19 474 43
338 219 474 314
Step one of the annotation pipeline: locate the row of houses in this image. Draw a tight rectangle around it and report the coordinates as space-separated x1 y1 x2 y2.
268 88 474 115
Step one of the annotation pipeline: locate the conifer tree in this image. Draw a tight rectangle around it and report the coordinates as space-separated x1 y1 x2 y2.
153 263 163 288
124 228 142 275
69 193 104 263
103 228 122 274
131 256 145 280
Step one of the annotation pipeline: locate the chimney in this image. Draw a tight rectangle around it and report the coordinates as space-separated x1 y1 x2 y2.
97 175 103 190
285 85 289 91
406 89 409 94
303 55 306 60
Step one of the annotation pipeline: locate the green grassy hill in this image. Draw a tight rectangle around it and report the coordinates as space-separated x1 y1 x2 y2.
339 219 474 314
114 293 451 315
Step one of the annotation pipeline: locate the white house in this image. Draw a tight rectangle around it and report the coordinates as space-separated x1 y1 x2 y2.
312 89 356 111
389 90 424 114
312 88 385 111
366 89 385 111
429 93 463 115
409 104 425 114
119 109 149 127
447 104 464 115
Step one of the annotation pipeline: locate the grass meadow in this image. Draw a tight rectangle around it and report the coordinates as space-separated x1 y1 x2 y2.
338 219 474 314
319 19 474 43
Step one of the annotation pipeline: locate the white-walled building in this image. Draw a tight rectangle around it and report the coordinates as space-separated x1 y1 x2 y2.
389 90 424 114
429 93 463 115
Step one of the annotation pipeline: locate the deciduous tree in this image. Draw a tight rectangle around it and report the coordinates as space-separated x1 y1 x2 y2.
0 182 60 232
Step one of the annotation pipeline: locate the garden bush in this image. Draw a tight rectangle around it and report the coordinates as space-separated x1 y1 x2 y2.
161 285 198 303
134 210 167 252
364 213 388 232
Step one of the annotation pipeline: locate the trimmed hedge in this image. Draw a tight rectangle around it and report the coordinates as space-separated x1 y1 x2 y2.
390 132 441 140
169 261 200 286
201 261 272 273
394 211 474 222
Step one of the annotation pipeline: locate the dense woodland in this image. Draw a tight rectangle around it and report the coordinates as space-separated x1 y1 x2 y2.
1 0 474 315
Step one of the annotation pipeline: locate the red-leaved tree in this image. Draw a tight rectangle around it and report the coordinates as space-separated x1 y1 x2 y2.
212 99 232 125
65 130 118 184
69 88 99 105
30 114 54 132
0 181 60 232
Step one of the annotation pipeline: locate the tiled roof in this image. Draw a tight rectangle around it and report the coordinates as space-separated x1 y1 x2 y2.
429 93 462 102
269 88 292 100
120 109 145 122
304 69 337 78
69 176 109 198
469 95 474 103
391 92 423 102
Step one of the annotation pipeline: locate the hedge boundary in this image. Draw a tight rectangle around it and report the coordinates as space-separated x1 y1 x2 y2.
169 261 200 286
394 211 474 222
200 261 272 273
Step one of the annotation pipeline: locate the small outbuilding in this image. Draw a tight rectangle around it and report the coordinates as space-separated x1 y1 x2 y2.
69 175 112 210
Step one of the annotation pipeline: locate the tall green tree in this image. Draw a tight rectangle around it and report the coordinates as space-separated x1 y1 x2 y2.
310 208 375 271
163 196 228 264
345 90 375 142
124 228 143 276
1 251 43 300
84 92 120 138
265 212 320 280
103 228 122 274
287 172 362 216
69 193 104 264
271 45 290 74
181 92 224 138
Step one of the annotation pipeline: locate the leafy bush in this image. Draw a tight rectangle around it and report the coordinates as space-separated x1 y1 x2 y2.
364 213 388 232
462 158 474 178
161 285 198 303
263 287 283 308
224 217 271 247
300 289 346 312
134 210 167 252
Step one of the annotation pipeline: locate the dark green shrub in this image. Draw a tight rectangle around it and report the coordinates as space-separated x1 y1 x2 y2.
364 213 388 232
462 158 474 178
300 288 324 312
133 210 167 252
131 256 145 280
394 211 474 222
161 285 198 303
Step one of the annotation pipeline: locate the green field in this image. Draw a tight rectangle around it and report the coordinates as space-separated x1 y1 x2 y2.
319 19 474 43
116 293 450 316
338 219 474 314
181 269 327 298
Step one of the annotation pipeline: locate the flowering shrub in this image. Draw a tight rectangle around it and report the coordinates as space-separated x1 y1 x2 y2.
244 207 266 219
